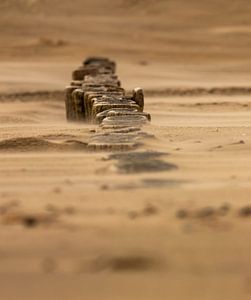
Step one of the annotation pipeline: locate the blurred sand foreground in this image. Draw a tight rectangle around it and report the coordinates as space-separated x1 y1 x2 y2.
0 1 251 299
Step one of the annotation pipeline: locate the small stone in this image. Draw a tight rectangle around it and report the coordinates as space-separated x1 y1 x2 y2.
45 204 58 213
53 187 61 194
239 206 251 217
0 206 8 215
176 209 188 219
42 257 57 273
218 203 231 216
64 206 76 215
138 60 148 66
64 179 73 185
143 203 158 216
195 207 215 218
22 216 38 228
100 184 109 190
128 211 139 220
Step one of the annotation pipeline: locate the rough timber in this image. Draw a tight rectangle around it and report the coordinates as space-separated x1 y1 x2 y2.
65 57 151 150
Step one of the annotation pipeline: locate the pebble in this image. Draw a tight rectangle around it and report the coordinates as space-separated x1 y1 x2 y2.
176 209 188 219
195 207 215 218
239 206 251 217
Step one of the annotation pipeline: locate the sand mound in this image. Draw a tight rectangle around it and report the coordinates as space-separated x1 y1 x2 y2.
0 137 87 152
0 115 38 124
0 91 63 102
91 253 161 272
0 0 122 15
0 137 59 152
146 87 251 97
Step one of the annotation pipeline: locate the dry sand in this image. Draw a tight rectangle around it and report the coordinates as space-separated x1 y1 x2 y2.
0 1 251 299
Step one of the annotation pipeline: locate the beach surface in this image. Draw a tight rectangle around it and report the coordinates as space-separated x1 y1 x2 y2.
0 1 251 299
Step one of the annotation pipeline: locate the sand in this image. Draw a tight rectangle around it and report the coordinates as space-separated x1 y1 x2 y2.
0 1 251 299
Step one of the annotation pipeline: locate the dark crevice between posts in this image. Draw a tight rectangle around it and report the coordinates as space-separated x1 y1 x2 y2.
65 57 152 151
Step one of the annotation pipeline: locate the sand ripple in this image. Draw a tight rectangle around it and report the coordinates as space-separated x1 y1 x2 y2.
0 137 87 152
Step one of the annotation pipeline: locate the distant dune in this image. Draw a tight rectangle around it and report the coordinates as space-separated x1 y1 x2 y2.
0 0 250 63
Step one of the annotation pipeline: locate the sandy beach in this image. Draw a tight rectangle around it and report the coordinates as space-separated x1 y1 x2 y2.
0 1 251 299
